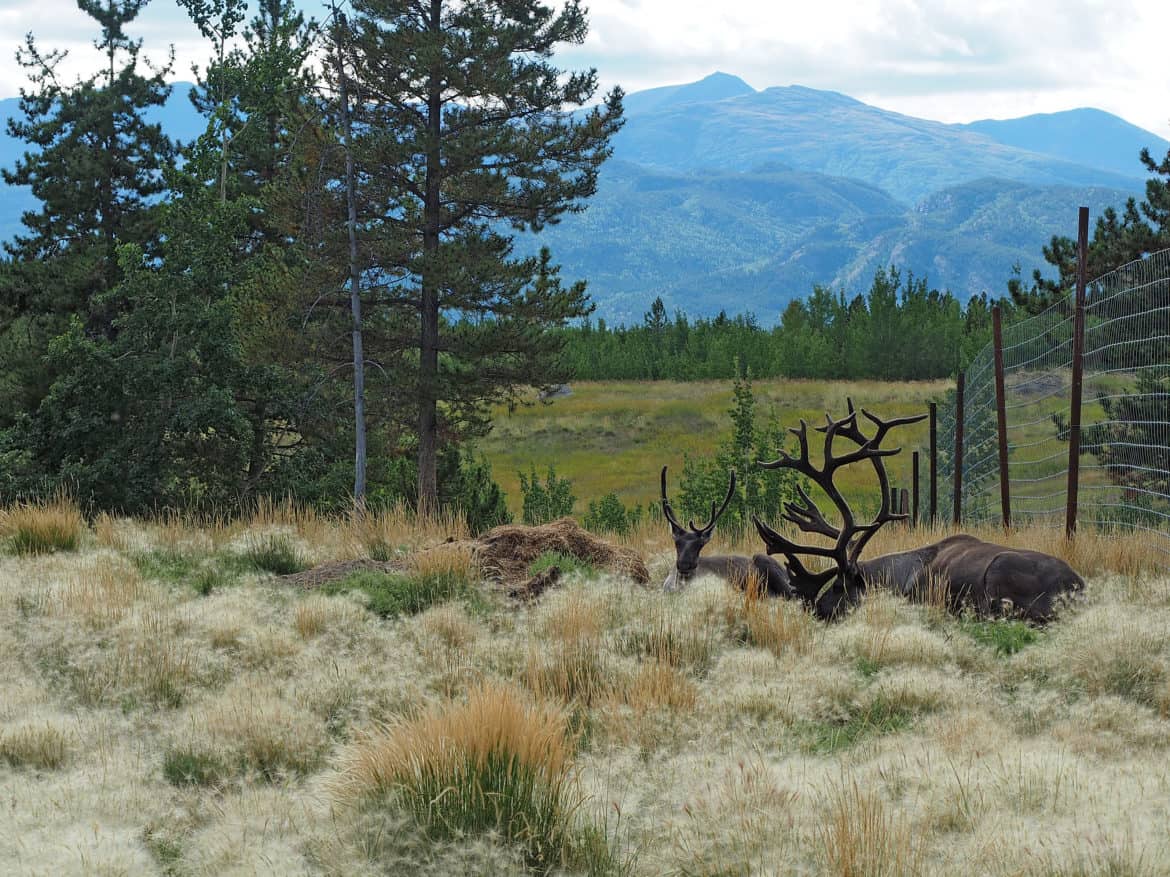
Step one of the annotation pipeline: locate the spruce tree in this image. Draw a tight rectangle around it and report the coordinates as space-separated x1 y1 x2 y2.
0 1 175 428
341 0 624 511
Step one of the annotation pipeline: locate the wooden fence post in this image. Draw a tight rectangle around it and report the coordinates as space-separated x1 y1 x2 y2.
929 402 938 525
1066 206 1089 537
912 450 920 527
993 305 1011 528
953 372 965 526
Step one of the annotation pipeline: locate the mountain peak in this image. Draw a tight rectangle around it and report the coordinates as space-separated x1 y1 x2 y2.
622 71 755 114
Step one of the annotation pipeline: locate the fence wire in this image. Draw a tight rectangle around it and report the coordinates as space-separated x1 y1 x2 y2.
934 248 1170 558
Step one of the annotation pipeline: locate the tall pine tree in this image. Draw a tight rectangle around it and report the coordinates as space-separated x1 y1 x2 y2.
341 0 623 511
0 0 174 427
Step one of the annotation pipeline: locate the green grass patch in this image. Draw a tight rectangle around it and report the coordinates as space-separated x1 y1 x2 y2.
528 551 600 580
801 696 915 753
240 534 307 575
162 748 227 787
323 569 473 618
133 549 198 583
855 656 883 679
961 618 1041 656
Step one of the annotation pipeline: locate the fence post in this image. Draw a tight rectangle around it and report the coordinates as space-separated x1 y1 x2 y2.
1066 206 1089 538
899 488 909 521
911 450 920 527
992 305 1011 528
929 402 938 525
953 372 965 526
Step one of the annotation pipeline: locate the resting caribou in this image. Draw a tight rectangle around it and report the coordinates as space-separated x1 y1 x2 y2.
660 467 793 597
751 402 1085 622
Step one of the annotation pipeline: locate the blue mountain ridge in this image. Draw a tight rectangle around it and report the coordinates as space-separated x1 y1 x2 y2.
3 73 1167 322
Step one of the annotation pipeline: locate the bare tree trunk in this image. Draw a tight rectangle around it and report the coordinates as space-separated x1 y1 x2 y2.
417 0 443 515
334 7 366 510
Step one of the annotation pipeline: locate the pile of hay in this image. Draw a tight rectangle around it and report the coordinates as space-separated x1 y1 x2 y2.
475 517 649 587
278 518 648 598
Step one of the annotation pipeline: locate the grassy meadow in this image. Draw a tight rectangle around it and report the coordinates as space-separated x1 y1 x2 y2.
480 378 950 517
3 496 1170 875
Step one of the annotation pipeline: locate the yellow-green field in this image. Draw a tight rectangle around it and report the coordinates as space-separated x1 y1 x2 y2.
481 379 949 516
3 498 1170 875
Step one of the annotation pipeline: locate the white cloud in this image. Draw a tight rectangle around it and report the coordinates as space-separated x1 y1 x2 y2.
2 0 1167 139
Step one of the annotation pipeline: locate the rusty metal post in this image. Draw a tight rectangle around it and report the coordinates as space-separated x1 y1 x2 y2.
912 450 920 527
953 372 965 526
929 402 938 524
992 305 1011 528
1066 206 1090 537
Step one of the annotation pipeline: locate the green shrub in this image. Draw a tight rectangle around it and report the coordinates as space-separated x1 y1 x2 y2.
519 465 576 525
242 534 306 575
582 492 642 535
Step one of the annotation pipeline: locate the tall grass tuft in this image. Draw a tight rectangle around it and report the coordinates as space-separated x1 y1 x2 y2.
0 721 71 770
1 495 86 555
819 778 920 876
347 502 471 560
334 681 587 871
242 533 307 575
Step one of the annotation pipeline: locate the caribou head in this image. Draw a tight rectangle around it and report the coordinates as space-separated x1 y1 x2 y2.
751 401 925 619
660 466 735 591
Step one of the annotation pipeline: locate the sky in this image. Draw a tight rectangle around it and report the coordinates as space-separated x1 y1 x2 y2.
1 0 1167 139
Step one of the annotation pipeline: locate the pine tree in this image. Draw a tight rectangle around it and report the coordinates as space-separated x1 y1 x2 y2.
0 0 174 425
1010 140 1170 314
342 0 624 511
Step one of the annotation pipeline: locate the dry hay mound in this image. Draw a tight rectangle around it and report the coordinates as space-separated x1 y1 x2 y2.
280 558 404 590
475 517 649 587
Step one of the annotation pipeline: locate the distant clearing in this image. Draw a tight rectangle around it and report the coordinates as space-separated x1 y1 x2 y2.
482 378 948 515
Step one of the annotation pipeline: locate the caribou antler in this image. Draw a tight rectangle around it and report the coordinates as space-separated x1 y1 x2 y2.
751 399 924 589
661 466 736 535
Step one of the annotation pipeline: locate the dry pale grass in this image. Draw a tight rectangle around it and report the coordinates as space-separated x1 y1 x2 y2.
175 683 328 780
621 659 698 712
735 585 819 657
526 636 618 707
667 759 799 876
345 502 471 560
92 510 126 550
58 555 146 629
407 538 479 580
7 509 1170 877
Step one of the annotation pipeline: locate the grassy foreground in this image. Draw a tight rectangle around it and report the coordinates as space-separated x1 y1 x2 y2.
480 378 948 515
3 499 1170 875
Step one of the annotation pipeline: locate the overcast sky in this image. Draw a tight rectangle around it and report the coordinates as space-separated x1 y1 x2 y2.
2 0 1167 139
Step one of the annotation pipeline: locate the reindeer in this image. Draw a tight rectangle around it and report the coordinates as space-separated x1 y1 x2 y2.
751 402 1085 622
660 466 793 597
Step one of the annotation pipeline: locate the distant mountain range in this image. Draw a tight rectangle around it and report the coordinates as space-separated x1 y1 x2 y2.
3 73 1167 322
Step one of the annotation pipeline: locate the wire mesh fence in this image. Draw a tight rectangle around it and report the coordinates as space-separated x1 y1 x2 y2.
931 247 1170 558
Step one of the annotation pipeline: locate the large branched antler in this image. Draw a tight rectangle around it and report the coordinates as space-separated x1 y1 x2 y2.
661 466 736 536
751 399 925 586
